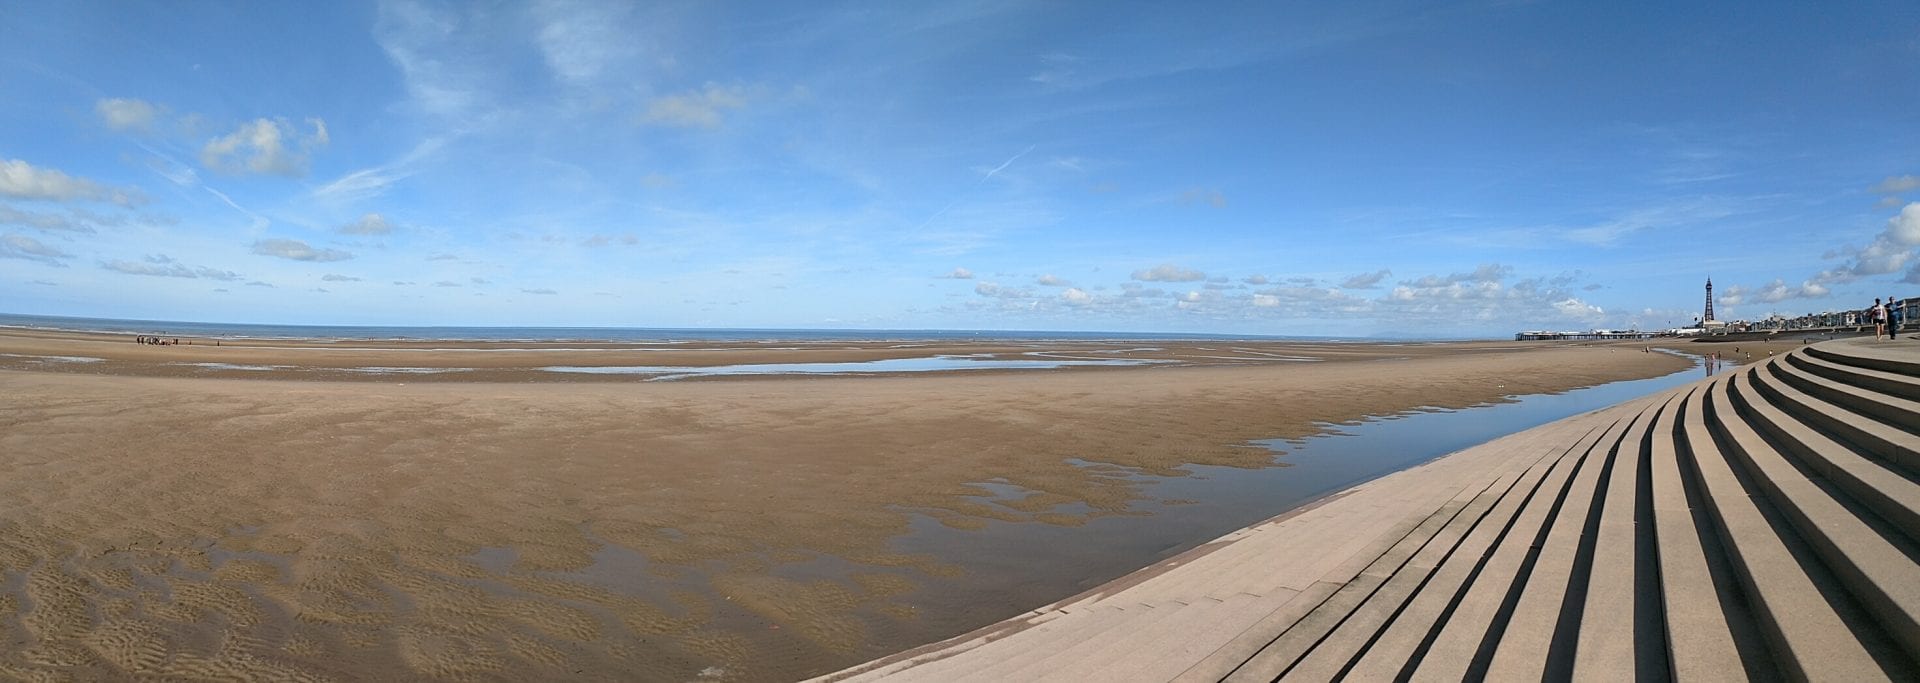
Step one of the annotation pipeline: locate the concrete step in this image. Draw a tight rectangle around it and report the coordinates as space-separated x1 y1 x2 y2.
1276 430 1613 682
1339 417 1636 682
1246 459 1555 682
1763 356 1920 471
972 599 1202 682
1771 353 1920 432
1569 399 1672 681
1745 359 1920 536
1167 466 1497 679
890 604 1140 682
1678 375 1899 681
1665 387 1782 682
1713 373 1920 660
1788 349 1920 403
1005 597 1228 682
1808 340 1920 377
1766 353 1920 448
1095 593 1307 682
1483 403 1659 680
1170 581 1341 683
1407 408 1620 681
1209 478 1492 680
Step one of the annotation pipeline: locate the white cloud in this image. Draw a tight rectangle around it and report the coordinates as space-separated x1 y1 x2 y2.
1339 269 1391 289
641 84 747 129
470 277 491 285
1062 287 1092 305
939 267 974 279
321 274 362 282
102 254 240 280
1251 294 1280 307
1551 298 1605 321
95 98 160 133
1804 202 1920 287
1242 274 1269 285
433 280 461 287
1119 282 1171 298
1036 274 1070 287
251 238 353 262
0 233 72 265
1872 175 1920 194
1405 263 1510 288
974 282 1031 298
338 213 394 235
0 159 146 206
522 288 559 295
1131 263 1206 282
201 118 329 177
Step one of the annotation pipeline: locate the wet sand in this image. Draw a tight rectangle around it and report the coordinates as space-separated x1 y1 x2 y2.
0 330 1688 681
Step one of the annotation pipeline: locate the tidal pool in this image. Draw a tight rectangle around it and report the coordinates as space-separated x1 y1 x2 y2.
876 351 1733 648
539 354 1171 379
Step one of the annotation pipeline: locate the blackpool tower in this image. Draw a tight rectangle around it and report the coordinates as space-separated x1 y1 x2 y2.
1704 278 1715 323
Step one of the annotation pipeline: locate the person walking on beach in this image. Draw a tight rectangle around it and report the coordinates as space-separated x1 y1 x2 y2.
1872 298 1887 340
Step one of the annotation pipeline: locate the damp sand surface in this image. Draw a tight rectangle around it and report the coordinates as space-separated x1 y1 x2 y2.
0 331 1688 681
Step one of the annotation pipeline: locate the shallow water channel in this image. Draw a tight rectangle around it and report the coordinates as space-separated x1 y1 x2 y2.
874 351 1735 650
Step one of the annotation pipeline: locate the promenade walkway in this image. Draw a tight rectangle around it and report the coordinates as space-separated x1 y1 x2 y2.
814 337 1920 681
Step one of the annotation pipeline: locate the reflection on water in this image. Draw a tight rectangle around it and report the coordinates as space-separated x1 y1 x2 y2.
539 354 1171 379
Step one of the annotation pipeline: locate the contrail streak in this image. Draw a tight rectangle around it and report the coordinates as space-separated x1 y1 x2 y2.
915 145 1037 231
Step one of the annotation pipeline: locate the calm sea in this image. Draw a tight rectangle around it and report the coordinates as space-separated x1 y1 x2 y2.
0 312 1376 344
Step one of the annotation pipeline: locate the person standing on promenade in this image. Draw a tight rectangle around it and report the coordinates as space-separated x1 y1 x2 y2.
1871 298 1887 340
1891 296 1904 340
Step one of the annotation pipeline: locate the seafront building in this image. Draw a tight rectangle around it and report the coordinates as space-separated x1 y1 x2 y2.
1517 280 1914 340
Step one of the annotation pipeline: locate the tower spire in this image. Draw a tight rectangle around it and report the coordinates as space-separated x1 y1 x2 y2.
1704 278 1715 323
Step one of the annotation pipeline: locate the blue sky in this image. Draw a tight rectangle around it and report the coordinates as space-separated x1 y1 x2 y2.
2 1 1917 337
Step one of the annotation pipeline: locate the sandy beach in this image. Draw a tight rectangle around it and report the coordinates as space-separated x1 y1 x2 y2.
0 330 1690 681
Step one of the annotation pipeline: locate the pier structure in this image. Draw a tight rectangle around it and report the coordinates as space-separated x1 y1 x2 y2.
816 337 1920 681
1513 330 1658 341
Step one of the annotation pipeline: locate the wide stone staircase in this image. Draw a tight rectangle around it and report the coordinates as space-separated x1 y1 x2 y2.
814 338 1920 682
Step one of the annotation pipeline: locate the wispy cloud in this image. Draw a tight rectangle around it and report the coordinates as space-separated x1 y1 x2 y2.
641 84 748 129
251 238 353 262
337 213 394 235
95 97 161 134
1132 263 1206 282
1 159 146 206
203 187 270 229
1872 175 1920 194
532 0 641 86
0 233 73 266
312 137 446 203
1339 269 1391 289
1178 188 1226 208
102 254 240 280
